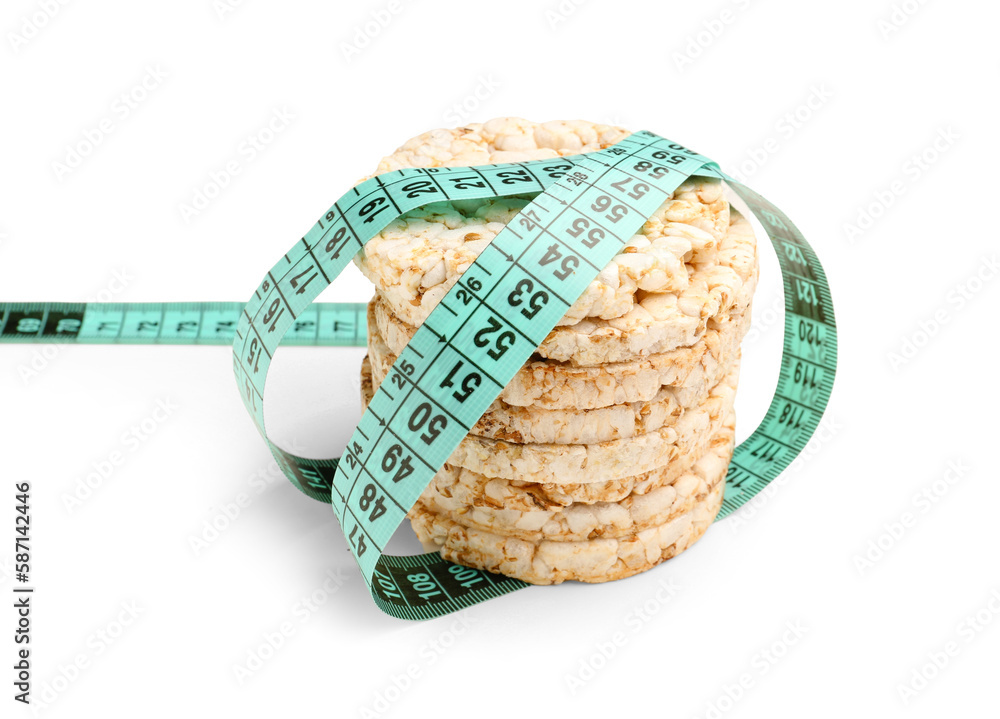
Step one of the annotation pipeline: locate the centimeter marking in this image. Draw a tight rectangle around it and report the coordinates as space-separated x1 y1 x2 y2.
335 141 690 575
0 302 368 346
703 176 837 518
1 132 837 620
231 131 738 618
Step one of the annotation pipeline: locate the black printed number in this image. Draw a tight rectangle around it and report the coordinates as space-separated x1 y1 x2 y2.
381 444 415 483
359 196 388 224
793 362 819 388
325 226 348 258
591 195 627 223
448 176 486 190
454 277 482 307
651 150 685 164
358 483 387 522
496 169 533 184
401 180 436 198
473 317 515 360
565 217 605 248
347 525 367 556
542 163 572 178
262 298 285 333
440 361 482 403
798 320 822 346
246 337 262 373
289 265 317 295
778 402 805 430
407 402 448 445
633 160 670 179
507 278 549 320
610 177 649 200
539 243 579 280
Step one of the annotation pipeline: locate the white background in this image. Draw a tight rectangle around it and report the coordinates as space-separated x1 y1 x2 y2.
2 0 998 717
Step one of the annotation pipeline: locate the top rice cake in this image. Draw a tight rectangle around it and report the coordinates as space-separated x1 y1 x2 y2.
353 117 754 365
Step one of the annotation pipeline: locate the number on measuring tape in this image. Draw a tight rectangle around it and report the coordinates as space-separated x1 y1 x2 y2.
0 128 835 621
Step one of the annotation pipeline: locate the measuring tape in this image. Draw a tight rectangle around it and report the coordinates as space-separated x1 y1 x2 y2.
0 302 367 346
1 130 836 620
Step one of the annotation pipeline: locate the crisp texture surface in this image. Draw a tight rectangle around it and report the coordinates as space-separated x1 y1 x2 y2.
360 356 738 484
407 466 725 585
364 118 631 175
369 292 751 410
352 117 758 585
354 182 729 328
403 454 708 511
366 210 757 366
417 415 735 542
530 211 758 364
354 117 735 331
367 304 740 444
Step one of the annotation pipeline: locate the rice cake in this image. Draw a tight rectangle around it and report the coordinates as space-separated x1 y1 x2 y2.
368 211 758 367
416 414 734 542
354 117 732 328
367 307 740 444
407 467 724 585
359 355 738 485
368 289 750 410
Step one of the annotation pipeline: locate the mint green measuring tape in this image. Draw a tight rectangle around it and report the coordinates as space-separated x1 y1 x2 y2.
0 131 836 620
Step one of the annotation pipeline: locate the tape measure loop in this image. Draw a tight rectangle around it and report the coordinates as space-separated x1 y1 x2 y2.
0 131 836 620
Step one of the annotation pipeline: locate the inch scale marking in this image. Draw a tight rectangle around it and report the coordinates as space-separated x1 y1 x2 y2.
0 132 837 620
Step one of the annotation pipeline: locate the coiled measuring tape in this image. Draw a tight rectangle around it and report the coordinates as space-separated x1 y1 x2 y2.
1 130 836 620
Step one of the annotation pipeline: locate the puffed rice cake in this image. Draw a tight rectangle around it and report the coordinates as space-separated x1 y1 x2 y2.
354 117 756 585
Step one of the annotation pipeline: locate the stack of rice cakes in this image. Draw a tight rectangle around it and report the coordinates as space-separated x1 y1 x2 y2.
356 118 759 585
